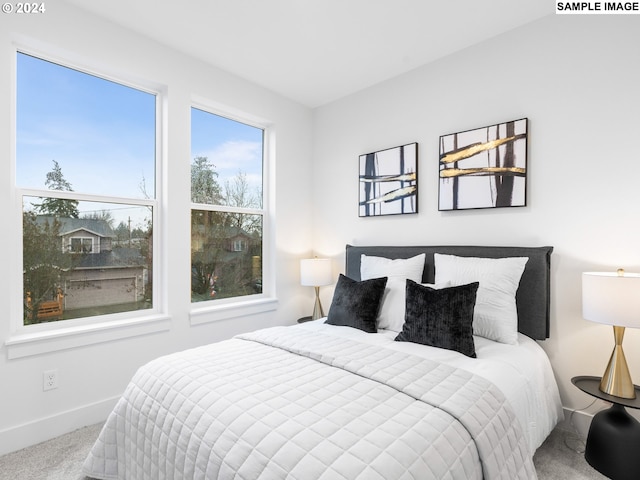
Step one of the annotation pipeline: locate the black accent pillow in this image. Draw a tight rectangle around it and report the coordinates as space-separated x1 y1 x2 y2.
325 274 388 333
395 280 479 358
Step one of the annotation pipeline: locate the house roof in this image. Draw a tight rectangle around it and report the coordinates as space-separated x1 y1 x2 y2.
33 217 145 269
191 224 258 239
35 216 116 239
74 248 146 269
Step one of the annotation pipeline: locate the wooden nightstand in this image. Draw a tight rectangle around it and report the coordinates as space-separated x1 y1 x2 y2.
572 376 640 480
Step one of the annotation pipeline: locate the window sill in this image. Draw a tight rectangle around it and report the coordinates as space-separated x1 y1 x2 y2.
5 314 171 360
190 297 278 325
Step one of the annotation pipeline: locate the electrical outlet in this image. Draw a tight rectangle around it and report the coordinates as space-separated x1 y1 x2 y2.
43 369 58 391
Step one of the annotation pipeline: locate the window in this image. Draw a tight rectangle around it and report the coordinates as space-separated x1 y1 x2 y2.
16 52 157 326
70 237 93 254
190 107 264 303
232 239 244 252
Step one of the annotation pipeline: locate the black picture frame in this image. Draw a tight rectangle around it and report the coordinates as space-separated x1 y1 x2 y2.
359 142 418 217
439 118 528 211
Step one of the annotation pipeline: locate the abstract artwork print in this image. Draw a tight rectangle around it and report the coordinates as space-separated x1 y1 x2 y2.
359 142 418 217
439 118 527 211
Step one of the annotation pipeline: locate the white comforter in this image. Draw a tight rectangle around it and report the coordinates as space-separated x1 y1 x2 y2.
298 321 564 453
83 322 562 480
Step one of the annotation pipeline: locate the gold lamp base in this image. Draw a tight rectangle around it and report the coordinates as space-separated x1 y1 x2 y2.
311 286 325 320
599 326 636 399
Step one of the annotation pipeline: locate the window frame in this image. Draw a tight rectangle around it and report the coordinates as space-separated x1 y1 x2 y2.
188 100 277 325
70 237 94 254
6 45 169 359
232 239 244 252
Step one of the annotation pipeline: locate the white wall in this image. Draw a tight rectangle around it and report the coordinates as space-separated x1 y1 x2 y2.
0 2 314 454
311 14 640 419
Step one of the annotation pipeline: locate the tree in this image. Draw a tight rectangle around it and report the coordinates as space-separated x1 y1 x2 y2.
222 170 261 234
24 160 81 323
223 170 258 208
114 221 130 245
22 212 72 324
191 156 223 298
191 156 222 204
191 210 224 297
34 160 80 218
190 158 262 300
137 173 154 301
82 209 115 228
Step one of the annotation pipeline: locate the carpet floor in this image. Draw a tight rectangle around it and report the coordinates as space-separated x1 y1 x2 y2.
0 423 607 480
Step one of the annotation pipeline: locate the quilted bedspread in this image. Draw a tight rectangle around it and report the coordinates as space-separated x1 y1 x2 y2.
83 326 537 479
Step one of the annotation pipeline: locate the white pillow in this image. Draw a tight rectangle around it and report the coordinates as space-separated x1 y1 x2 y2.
361 254 426 330
361 254 426 282
434 253 528 344
378 279 449 332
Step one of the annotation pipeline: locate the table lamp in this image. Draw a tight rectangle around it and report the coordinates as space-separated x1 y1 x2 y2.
582 269 640 399
300 258 332 320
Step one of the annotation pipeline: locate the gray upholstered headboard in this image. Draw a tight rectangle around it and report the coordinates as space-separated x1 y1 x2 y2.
345 245 553 340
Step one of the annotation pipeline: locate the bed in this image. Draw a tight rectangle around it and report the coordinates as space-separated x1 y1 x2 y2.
83 245 563 480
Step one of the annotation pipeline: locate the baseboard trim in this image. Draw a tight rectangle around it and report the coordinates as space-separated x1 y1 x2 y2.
558 406 594 440
0 395 118 457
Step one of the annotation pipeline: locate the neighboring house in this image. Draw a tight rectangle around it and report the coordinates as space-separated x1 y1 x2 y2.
191 223 260 258
191 224 262 297
34 216 148 311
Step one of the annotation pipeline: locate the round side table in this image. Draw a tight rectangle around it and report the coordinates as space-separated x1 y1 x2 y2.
572 376 640 480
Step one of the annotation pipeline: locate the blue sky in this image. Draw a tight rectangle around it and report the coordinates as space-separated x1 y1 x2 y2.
16 52 156 200
191 107 263 200
16 52 263 227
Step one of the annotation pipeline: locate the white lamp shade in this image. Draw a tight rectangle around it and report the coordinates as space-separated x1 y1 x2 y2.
300 258 332 287
582 271 640 328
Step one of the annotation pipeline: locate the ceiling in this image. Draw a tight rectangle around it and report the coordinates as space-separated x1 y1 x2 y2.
62 0 552 108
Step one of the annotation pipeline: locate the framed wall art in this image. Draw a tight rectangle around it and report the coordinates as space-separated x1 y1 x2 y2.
359 142 418 217
438 118 528 211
